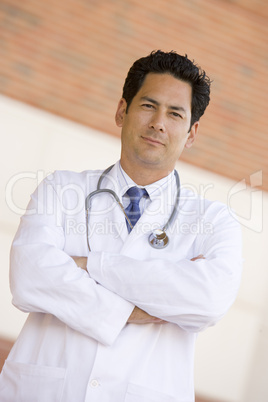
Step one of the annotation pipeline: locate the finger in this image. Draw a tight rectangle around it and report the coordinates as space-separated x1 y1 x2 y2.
191 254 205 261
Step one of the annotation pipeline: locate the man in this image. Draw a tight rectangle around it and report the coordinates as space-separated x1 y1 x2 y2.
0 50 242 401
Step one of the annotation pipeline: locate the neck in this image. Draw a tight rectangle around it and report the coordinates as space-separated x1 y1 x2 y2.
120 159 173 186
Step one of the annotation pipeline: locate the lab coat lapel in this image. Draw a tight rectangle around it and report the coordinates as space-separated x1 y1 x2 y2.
87 165 128 252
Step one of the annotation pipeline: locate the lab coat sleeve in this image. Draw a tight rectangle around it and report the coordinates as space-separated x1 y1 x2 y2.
87 205 243 332
10 173 134 346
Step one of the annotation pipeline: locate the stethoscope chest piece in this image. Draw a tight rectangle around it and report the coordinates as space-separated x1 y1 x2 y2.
148 229 169 249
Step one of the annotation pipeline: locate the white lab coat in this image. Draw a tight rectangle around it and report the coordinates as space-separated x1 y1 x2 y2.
0 162 243 402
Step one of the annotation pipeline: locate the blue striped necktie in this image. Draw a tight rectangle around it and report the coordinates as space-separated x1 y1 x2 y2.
125 187 148 232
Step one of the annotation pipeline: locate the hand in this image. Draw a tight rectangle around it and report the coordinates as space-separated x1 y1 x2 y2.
72 255 204 323
71 256 88 271
191 254 205 261
128 306 166 325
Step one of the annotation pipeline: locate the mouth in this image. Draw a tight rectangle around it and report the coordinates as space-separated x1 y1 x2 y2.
141 136 164 146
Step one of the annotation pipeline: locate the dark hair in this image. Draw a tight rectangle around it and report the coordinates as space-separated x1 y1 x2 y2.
122 50 211 128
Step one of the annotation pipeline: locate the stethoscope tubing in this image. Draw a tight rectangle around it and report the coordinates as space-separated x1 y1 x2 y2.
85 187 133 229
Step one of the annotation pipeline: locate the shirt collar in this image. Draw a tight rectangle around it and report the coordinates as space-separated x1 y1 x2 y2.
117 161 176 201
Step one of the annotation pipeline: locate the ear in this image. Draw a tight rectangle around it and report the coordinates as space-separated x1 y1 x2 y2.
185 121 199 149
115 98 127 127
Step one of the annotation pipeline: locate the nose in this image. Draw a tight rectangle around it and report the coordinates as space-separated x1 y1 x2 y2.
149 111 166 133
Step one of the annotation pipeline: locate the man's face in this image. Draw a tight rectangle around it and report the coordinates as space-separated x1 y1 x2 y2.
116 73 199 176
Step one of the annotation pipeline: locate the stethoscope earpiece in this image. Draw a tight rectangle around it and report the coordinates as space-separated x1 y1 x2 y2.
148 229 169 249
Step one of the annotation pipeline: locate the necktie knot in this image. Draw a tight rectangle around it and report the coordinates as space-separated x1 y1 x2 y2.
125 187 148 232
126 186 148 204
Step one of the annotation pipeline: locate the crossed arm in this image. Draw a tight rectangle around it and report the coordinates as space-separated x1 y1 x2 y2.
72 254 205 325
10 174 242 346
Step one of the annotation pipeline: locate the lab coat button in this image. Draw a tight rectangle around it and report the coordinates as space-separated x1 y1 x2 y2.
90 379 99 388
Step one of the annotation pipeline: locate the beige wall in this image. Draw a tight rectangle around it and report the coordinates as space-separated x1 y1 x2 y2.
1 95 267 401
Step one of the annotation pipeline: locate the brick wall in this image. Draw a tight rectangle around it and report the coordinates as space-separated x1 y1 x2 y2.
0 0 267 189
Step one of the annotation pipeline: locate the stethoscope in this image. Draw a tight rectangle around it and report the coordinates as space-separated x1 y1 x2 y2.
85 165 180 250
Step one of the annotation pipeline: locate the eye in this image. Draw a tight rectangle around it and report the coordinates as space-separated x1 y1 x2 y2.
142 103 154 109
171 111 183 118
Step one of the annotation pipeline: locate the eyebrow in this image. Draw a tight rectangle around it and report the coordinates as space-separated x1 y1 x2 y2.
140 96 187 113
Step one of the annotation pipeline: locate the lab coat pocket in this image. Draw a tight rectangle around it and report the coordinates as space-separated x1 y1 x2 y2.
0 360 66 402
124 382 177 402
